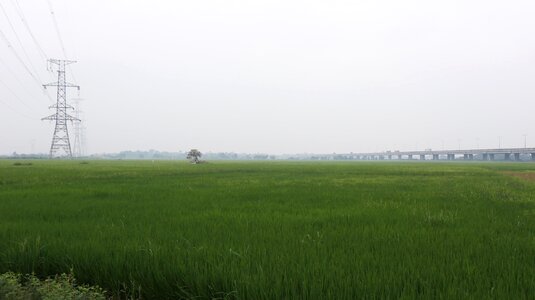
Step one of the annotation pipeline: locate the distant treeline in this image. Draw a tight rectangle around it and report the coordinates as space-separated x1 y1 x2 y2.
1 150 342 160
90 150 277 160
3 150 531 161
92 151 359 160
0 153 48 159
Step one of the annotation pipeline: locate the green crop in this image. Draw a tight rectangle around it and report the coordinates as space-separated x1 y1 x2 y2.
1 160 534 299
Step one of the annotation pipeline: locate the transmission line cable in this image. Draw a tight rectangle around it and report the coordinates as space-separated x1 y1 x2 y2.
9 0 57 97
0 28 42 85
62 0 78 84
0 2 43 83
0 96 35 120
0 76 41 115
0 37 54 103
67 64 78 84
11 0 48 61
0 55 44 101
46 0 67 59
9 0 55 82
46 0 77 84
0 78 39 119
0 26 53 107
10 0 55 85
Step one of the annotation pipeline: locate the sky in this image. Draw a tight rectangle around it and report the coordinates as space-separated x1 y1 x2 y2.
1 0 534 155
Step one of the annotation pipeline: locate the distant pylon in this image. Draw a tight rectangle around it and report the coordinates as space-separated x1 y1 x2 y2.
42 59 80 158
72 98 86 158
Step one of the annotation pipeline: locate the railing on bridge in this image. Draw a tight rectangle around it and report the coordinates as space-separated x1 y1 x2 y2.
348 148 535 161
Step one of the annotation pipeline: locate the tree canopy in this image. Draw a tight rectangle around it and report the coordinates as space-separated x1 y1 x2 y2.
186 149 202 164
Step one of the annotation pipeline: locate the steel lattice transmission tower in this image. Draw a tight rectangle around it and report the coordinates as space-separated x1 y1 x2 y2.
72 98 86 158
42 59 80 158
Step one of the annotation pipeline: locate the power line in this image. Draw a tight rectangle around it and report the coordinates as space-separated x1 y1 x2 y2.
0 28 42 86
0 75 39 120
0 40 54 104
10 0 48 61
67 65 78 84
0 1 56 103
0 54 38 97
0 75 41 115
7 0 56 100
0 2 43 83
46 0 77 85
9 2 57 88
63 1 78 60
46 0 68 59
0 97 36 120
63 0 78 85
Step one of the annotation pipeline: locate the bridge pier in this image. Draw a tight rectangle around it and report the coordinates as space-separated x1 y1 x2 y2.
350 148 535 162
463 154 474 160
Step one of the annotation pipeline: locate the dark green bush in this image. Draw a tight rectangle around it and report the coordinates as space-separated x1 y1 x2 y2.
0 272 106 300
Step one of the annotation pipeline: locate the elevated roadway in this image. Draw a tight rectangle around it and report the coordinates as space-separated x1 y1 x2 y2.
350 148 535 161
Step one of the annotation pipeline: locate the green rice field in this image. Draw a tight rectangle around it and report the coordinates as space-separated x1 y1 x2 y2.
1 160 535 299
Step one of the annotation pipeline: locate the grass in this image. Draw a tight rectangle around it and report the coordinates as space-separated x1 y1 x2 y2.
1 160 535 299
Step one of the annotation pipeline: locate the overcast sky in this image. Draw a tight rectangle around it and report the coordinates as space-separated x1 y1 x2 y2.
1 0 534 155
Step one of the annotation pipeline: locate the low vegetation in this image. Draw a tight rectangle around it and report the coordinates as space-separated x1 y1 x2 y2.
0 271 106 299
12 162 32 166
1 160 535 299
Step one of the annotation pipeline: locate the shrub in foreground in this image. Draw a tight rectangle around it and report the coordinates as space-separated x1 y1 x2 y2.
0 272 106 300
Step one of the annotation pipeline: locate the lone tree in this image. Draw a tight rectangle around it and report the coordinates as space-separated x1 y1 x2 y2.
186 149 202 164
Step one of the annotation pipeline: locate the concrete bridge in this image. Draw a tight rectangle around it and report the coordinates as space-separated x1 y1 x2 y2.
349 148 535 161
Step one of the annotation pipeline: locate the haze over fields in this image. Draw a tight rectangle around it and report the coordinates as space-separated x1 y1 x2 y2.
1 0 534 155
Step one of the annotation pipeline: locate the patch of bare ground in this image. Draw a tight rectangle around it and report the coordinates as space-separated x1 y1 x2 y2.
502 171 535 182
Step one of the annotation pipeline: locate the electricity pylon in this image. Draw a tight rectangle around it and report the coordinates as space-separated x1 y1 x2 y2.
42 59 80 158
72 97 86 158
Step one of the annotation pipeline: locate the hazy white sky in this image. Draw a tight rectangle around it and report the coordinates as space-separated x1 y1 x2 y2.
1 0 534 154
